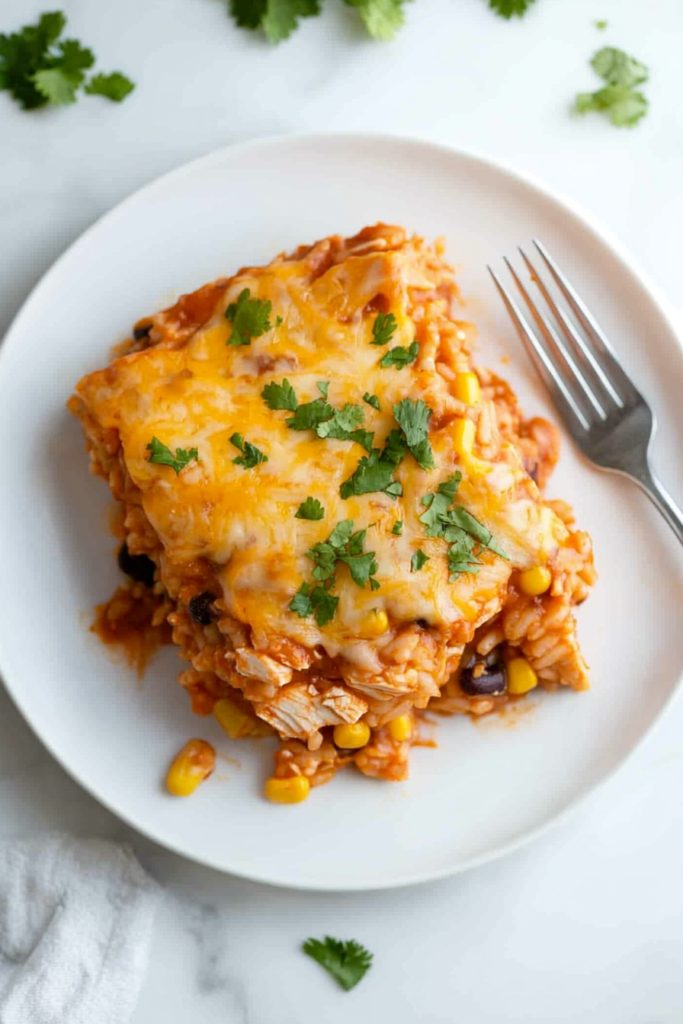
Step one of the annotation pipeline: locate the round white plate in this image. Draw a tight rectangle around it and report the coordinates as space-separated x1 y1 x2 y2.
2 134 683 891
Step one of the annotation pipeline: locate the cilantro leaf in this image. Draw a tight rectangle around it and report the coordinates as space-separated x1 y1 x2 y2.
379 341 419 369
342 0 406 40
591 46 648 88
32 66 81 105
0 12 133 111
327 520 355 550
382 429 408 467
275 315 284 327
85 71 135 102
262 378 298 411
392 520 403 536
340 448 401 500
576 85 648 127
296 496 325 521
316 403 364 439
411 549 429 573
363 392 381 411
317 381 329 399
146 437 199 475
289 582 339 627
595 20 608 30
338 550 379 589
303 937 373 992
286 397 334 431
419 473 507 579
370 311 398 345
229 0 321 43
230 432 268 469
487 0 536 17
225 288 273 346
393 398 435 471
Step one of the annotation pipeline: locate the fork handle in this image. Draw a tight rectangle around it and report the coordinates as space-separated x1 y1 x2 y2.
634 465 683 547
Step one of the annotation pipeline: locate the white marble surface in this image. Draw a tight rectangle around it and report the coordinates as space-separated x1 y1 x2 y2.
2 0 683 1020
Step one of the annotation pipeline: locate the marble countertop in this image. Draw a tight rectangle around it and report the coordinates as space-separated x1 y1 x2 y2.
2 0 683 1020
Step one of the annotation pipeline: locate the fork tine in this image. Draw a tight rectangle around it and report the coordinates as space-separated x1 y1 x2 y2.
518 248 624 411
503 257 605 422
531 239 640 405
487 267 590 435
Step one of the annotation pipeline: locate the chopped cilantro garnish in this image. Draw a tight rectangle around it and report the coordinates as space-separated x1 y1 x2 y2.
230 432 268 469
363 392 381 411
339 431 406 500
84 72 134 102
146 437 198 475
393 398 435 471
286 397 334 430
316 403 364 438
317 381 329 399
291 520 379 626
0 12 134 110
230 0 322 44
391 520 403 536
295 496 325 521
303 936 373 992
488 0 535 16
595 19 607 30
225 288 273 346
419 472 507 580
343 0 407 41
411 549 429 573
379 341 419 369
261 378 298 411
371 311 398 346
275 315 284 327
576 46 649 127
289 582 339 627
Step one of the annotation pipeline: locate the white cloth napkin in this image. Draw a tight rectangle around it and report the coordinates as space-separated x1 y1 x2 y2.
0 836 161 1024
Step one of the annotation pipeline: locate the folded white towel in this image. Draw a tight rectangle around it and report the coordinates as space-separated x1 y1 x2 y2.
0 836 162 1024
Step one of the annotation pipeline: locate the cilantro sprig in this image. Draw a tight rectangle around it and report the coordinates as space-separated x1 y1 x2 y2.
339 430 405 500
225 288 273 346
393 398 435 471
420 472 508 580
290 520 379 626
0 12 134 110
488 0 536 17
303 936 373 992
370 311 398 346
363 392 381 411
146 437 198 475
230 433 268 468
379 341 419 370
296 496 325 520
576 46 650 127
411 549 429 573
263 380 374 452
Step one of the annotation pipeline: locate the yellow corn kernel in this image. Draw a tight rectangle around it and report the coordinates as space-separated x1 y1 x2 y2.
333 722 371 749
166 739 215 797
507 657 538 695
518 566 552 597
454 372 481 406
213 697 255 740
265 776 310 805
361 608 389 638
452 417 476 460
388 715 412 742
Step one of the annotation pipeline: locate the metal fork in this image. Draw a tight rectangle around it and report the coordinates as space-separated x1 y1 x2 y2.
488 241 683 545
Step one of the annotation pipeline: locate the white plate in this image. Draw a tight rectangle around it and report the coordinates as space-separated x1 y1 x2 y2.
2 134 683 891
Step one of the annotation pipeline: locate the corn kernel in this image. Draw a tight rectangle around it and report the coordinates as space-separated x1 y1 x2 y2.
214 697 255 739
333 722 371 749
388 715 412 742
454 372 481 406
265 776 310 804
361 608 389 638
452 417 476 460
518 566 552 597
166 739 215 797
507 657 538 695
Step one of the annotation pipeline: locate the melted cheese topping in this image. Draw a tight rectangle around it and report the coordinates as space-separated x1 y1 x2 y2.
75 234 567 656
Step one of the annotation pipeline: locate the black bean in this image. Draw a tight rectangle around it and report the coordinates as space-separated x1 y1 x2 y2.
117 543 156 587
416 618 430 629
459 651 507 697
188 592 217 626
133 323 152 341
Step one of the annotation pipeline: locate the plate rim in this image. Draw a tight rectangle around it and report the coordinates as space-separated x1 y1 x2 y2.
1 130 682 891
